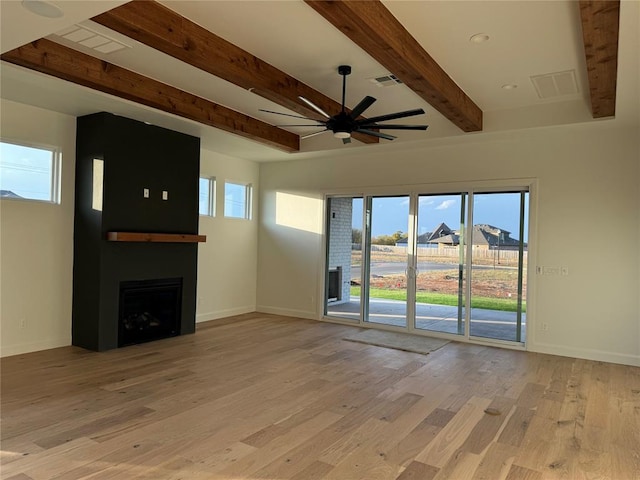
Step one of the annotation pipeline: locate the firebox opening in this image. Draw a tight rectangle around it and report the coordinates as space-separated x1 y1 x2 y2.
118 278 183 347
328 267 342 302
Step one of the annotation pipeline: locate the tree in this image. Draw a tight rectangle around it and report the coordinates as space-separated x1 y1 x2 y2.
371 231 406 245
352 228 362 244
392 230 404 243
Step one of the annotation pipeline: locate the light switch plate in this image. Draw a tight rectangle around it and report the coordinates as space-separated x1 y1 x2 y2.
143 188 150 198
162 191 168 200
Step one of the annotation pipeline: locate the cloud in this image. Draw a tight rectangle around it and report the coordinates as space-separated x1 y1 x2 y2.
419 197 435 206
435 199 457 210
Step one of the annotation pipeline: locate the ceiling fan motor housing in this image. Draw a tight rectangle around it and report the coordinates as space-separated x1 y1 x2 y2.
338 65 352 76
328 112 357 137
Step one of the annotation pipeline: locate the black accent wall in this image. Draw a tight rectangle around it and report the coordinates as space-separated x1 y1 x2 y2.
72 112 200 351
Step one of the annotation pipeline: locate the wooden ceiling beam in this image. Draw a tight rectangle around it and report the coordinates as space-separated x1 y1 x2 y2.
305 0 483 132
579 0 620 118
0 39 299 153
92 0 377 144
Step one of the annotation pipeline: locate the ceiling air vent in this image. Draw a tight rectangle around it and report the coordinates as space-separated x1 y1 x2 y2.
53 25 130 54
368 74 404 87
530 70 579 99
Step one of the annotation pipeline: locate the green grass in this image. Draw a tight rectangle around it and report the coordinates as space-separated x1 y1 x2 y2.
350 287 526 313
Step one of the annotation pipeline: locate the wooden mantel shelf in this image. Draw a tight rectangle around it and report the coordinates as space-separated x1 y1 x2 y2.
107 232 206 243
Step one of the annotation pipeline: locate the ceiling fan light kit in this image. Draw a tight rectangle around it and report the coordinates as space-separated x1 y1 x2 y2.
262 65 429 144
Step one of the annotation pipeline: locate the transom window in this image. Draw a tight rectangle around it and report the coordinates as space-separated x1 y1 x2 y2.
199 176 216 216
0 140 60 203
224 181 252 219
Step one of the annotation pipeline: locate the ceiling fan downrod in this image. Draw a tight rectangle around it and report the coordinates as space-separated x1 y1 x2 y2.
334 65 352 139
338 65 351 115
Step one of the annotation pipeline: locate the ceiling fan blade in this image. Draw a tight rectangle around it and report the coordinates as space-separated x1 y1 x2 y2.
349 96 376 119
358 124 429 131
358 129 397 141
259 109 319 121
298 96 331 119
360 108 425 124
301 129 329 139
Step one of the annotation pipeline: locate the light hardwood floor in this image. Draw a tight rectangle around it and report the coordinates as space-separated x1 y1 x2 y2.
1 313 639 479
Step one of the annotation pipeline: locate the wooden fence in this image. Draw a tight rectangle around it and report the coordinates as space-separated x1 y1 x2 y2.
360 244 527 262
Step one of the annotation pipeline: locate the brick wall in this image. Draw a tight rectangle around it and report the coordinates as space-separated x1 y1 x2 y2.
327 198 353 305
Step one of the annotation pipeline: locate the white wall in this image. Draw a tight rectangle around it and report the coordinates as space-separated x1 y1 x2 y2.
257 122 640 366
0 99 260 356
0 99 76 356
197 150 259 322
2 97 637 366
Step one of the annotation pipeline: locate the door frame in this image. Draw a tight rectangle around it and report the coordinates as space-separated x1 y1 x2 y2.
320 178 538 351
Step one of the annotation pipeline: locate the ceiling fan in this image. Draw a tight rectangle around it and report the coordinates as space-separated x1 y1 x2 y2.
260 65 429 144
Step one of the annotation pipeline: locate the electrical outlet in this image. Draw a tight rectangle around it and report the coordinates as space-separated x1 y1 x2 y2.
162 190 168 200
561 266 569 276
19 318 26 329
542 323 549 331
143 188 150 198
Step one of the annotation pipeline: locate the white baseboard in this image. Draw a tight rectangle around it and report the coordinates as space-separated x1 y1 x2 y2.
0 336 71 358
196 305 255 323
529 341 640 367
256 305 318 321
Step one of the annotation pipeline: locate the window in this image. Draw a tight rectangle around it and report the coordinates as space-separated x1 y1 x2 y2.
199 176 216 216
92 159 104 211
0 140 59 203
224 181 252 219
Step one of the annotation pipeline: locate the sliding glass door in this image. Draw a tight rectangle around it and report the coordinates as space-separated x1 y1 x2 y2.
468 192 528 342
324 188 530 346
414 193 467 336
324 196 362 322
364 196 410 328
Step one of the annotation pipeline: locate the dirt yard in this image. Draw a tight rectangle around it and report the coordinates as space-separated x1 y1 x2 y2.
351 250 526 299
366 269 526 299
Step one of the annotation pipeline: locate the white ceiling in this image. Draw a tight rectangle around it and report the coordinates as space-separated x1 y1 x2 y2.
1 0 638 162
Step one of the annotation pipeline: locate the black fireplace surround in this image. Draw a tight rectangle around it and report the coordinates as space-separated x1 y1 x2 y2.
72 112 200 351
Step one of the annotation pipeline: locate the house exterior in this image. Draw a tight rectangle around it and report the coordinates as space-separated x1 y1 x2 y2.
469 224 523 251
396 222 456 248
396 223 523 251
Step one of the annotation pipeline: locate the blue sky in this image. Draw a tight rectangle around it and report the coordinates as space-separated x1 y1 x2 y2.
352 192 529 241
0 142 53 200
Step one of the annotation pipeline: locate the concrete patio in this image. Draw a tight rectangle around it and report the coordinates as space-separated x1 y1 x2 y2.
327 297 526 343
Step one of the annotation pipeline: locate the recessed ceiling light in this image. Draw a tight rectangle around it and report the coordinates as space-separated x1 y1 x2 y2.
21 0 64 18
469 33 490 44
502 84 518 90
